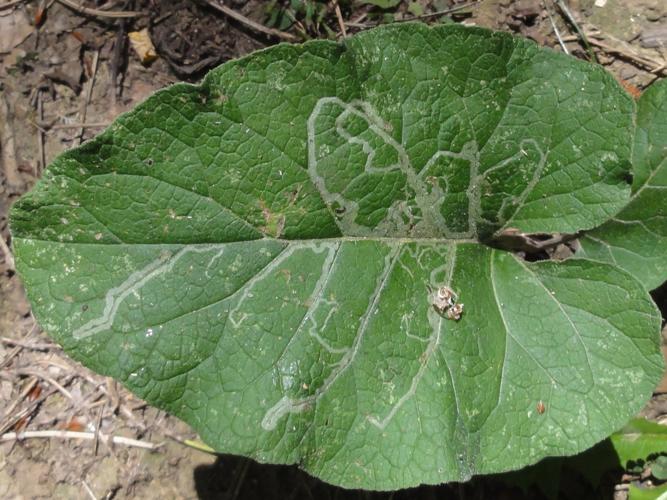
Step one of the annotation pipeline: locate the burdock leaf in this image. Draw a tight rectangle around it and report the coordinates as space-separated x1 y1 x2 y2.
10 24 662 490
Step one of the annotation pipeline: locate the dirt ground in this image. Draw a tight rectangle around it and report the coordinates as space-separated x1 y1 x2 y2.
1 0 666 498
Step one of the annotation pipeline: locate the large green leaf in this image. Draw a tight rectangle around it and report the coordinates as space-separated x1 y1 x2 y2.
9 24 663 490
579 79 667 290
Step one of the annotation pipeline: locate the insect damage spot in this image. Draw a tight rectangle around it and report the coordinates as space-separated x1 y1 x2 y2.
259 200 286 238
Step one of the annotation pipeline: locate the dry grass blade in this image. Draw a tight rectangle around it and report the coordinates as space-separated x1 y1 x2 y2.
543 0 568 54
1 430 162 449
81 481 98 500
555 0 597 62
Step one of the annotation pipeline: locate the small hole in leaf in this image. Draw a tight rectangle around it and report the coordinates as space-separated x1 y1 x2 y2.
331 202 345 217
622 171 634 185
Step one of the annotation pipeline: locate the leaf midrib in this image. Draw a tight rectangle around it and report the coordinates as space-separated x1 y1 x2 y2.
15 236 482 246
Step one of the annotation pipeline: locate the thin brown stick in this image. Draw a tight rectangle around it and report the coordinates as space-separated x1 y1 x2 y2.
543 0 568 54
346 0 483 28
93 401 104 455
405 0 483 20
199 0 298 42
36 91 46 174
51 122 109 130
1 337 55 350
54 0 143 18
0 345 21 370
31 119 110 132
37 358 75 372
15 369 74 401
79 49 99 144
110 14 128 103
1 430 162 449
0 385 60 435
348 11 367 26
555 0 597 62
562 32 666 74
589 38 666 74
1 377 38 420
331 0 347 38
0 0 27 11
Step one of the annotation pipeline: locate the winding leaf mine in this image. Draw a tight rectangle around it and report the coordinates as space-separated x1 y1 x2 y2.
10 24 663 489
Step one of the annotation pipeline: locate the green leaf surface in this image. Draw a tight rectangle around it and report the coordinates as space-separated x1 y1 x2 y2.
579 79 667 290
611 419 667 469
629 482 667 500
9 24 663 490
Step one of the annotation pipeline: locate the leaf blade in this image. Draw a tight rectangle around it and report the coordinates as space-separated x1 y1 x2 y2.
579 79 667 290
9 23 661 490
13 238 662 489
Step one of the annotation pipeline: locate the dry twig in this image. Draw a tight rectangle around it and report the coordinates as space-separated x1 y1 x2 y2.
346 1 482 28
405 0 482 21
562 33 667 75
555 0 597 62
199 0 298 42
0 345 21 370
0 0 27 11
0 337 55 350
0 385 61 435
36 91 46 174
57 121 109 129
1 377 38 421
93 401 104 455
79 50 100 144
543 1 568 54
32 121 109 131
15 369 74 401
54 0 142 19
331 0 347 38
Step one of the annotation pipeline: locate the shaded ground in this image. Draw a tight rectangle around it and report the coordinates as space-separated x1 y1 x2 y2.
1 0 666 498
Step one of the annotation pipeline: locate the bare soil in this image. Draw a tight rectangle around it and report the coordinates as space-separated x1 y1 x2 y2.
1 0 666 498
